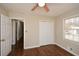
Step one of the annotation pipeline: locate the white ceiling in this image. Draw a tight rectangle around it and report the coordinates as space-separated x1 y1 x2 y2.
0 3 79 17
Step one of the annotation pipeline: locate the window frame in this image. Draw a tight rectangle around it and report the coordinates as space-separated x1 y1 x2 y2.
63 16 79 42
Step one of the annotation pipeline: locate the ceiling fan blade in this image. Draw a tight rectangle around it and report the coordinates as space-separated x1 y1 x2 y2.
44 4 49 12
32 4 38 11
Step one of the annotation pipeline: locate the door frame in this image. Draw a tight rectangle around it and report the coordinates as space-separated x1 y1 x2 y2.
12 19 24 49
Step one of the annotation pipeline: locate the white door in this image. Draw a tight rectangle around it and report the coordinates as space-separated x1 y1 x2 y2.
39 20 54 46
1 15 6 56
5 16 12 56
1 14 12 56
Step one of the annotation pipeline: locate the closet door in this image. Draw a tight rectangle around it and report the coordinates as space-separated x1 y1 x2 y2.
39 20 54 46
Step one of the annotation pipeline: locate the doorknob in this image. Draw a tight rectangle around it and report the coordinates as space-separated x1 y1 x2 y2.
0 39 5 42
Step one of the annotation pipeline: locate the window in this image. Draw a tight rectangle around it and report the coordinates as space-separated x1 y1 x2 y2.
64 17 79 42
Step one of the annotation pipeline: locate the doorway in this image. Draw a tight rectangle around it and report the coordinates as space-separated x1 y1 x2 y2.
12 20 24 55
16 21 24 50
39 20 54 46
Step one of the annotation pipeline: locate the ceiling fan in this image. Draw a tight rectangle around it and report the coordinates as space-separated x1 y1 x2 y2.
31 3 49 12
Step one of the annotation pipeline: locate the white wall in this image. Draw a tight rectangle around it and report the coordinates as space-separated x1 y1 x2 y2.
24 16 55 49
8 11 55 49
0 6 9 16
55 9 79 55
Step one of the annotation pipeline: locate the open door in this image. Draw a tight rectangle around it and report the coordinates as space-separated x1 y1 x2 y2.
1 14 12 56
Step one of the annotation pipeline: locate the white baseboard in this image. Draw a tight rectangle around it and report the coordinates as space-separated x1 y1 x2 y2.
24 43 55 49
24 43 78 56
55 43 78 56
24 45 40 49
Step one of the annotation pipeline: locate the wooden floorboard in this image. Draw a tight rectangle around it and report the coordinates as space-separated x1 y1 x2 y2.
9 44 74 56
8 38 74 56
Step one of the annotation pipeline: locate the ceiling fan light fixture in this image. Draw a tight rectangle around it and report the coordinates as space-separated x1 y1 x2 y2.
38 3 45 7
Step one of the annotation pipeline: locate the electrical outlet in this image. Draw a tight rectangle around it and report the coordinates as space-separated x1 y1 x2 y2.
70 48 73 50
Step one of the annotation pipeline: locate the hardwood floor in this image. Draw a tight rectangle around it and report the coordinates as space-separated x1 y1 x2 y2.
9 44 74 56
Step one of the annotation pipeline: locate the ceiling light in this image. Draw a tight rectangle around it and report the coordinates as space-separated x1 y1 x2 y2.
38 3 45 7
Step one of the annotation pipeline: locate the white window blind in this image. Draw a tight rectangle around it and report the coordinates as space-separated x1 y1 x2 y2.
64 17 79 42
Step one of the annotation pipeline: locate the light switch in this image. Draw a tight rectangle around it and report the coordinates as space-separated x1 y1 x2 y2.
25 30 27 32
